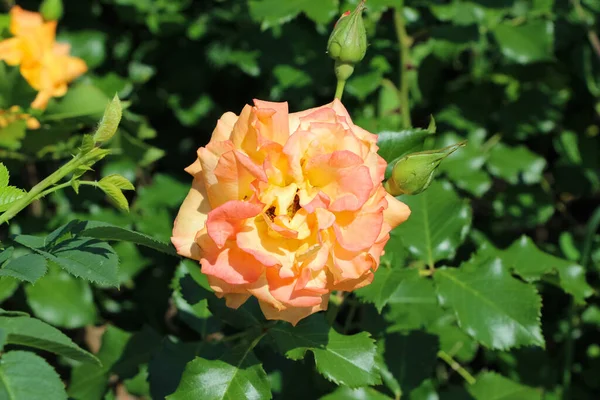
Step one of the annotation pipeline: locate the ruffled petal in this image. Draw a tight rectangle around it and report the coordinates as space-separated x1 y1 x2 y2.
171 175 211 260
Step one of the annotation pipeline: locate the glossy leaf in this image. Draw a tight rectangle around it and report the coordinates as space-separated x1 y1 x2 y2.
25 267 97 329
44 84 109 120
487 143 546 185
0 253 47 283
377 128 432 168
467 372 541 400
0 185 25 213
355 267 414 313
168 339 272 400
434 258 545 350
74 220 177 256
394 181 472 266
147 338 214 400
0 351 68 400
13 234 119 286
321 386 392 400
385 270 442 331
437 131 492 197
493 20 554 64
0 316 99 365
268 314 380 387
499 236 593 304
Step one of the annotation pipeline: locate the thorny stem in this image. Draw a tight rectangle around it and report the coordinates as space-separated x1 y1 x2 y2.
35 180 99 200
0 148 108 225
563 205 600 398
394 3 412 129
438 350 476 385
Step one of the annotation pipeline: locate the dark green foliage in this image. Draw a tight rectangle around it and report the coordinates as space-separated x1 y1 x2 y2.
1 0 599 399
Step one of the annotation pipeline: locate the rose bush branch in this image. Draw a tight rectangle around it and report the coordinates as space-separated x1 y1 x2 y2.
0 95 127 225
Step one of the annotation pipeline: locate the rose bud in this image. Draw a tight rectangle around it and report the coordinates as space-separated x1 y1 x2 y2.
327 1 367 65
40 0 63 21
385 142 465 196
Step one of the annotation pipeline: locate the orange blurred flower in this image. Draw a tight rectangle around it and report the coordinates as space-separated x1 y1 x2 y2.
0 6 87 110
172 99 411 325
0 106 40 130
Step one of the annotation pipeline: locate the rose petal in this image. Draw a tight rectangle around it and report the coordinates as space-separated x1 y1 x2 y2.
206 200 263 248
383 194 411 229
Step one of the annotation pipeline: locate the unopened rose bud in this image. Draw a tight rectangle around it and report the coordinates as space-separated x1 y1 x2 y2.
327 1 367 65
384 142 465 196
40 0 63 21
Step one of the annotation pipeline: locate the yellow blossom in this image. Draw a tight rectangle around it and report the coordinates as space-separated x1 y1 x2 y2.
0 6 87 110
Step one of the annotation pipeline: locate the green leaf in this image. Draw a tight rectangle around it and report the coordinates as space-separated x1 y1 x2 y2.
44 84 110 120
0 186 25 212
0 309 28 317
0 120 27 150
60 220 177 256
25 266 97 329
148 338 213 400
467 372 542 400
112 326 162 379
248 0 338 28
98 174 134 191
0 277 18 303
123 365 150 397
321 386 392 400
437 131 492 197
173 261 220 337
377 128 431 165
0 254 47 283
394 181 472 266
168 339 272 400
0 247 13 265
385 270 443 331
493 19 554 64
58 30 107 69
0 316 99 365
499 236 593 304
410 380 439 400
0 351 68 400
355 267 414 313
0 163 8 188
98 181 130 212
93 95 123 143
384 331 439 395
487 143 546 184
434 257 545 350
13 235 119 286
79 134 95 155
268 314 380 387
69 326 132 400
375 340 401 398
427 313 479 363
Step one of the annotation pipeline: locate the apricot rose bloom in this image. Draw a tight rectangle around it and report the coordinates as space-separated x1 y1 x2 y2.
0 6 87 110
172 100 411 325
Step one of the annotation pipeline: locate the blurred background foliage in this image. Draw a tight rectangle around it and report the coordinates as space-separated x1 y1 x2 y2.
1 0 600 399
